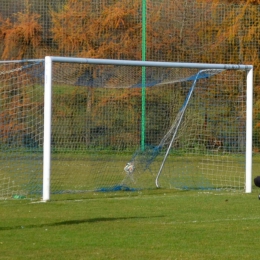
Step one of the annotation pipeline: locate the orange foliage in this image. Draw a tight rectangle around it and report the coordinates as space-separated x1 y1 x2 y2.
0 0 259 64
199 0 260 4
51 0 141 59
0 2 42 59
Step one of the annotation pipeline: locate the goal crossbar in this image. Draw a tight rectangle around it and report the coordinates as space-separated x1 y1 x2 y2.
46 56 253 70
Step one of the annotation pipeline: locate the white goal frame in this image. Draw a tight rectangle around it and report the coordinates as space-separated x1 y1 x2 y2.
42 56 253 201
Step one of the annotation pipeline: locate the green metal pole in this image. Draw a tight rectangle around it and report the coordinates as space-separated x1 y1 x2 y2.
141 0 146 151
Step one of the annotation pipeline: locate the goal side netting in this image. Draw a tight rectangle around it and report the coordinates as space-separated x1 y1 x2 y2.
0 60 44 199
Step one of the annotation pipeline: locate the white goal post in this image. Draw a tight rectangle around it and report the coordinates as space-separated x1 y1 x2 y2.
43 56 253 201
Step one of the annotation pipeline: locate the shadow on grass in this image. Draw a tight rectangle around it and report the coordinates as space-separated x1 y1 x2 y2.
0 216 163 231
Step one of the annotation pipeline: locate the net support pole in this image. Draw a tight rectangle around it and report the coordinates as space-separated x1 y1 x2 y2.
246 67 253 193
42 56 53 201
141 0 147 151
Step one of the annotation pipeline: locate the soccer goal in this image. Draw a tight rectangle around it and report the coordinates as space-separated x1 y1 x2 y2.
0 57 253 200
42 57 253 201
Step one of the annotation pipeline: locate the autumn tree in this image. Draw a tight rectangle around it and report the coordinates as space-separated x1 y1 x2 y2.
198 0 260 148
0 0 259 148
51 0 141 59
146 0 206 62
0 0 43 60
50 0 143 146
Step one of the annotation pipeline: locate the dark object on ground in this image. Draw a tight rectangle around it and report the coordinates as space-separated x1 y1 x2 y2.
254 176 260 187
254 176 260 200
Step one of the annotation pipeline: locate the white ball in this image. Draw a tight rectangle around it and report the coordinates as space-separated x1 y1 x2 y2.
124 162 135 174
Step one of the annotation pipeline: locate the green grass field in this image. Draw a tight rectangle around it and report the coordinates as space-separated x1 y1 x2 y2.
1 155 260 259
1 188 260 260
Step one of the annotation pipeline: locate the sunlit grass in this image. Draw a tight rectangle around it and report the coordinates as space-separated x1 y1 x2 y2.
1 189 260 259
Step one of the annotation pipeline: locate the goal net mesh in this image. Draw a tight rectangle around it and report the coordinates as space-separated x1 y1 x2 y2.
49 62 247 193
0 60 247 198
0 60 44 198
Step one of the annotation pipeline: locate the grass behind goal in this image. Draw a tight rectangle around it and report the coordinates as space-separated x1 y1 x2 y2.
48 153 245 192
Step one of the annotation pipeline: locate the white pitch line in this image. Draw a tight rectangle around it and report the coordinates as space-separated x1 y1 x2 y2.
153 216 260 225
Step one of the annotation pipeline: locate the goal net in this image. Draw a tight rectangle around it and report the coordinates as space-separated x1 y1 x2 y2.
43 57 252 200
0 57 252 200
0 60 44 199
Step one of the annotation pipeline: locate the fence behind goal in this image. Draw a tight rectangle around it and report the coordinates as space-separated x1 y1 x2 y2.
0 57 253 200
